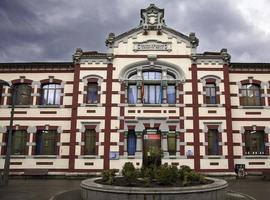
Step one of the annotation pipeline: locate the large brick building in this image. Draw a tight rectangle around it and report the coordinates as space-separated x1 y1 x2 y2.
0 4 270 175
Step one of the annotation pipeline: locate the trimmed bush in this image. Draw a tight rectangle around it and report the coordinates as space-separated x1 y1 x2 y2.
156 164 178 185
102 169 117 185
122 162 138 185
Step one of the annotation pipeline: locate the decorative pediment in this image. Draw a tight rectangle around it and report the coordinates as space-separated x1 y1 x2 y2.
140 4 165 30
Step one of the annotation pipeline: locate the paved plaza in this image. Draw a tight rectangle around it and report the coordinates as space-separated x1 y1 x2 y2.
0 176 269 200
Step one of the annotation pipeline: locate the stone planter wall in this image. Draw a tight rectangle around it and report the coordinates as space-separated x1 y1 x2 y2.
81 177 228 200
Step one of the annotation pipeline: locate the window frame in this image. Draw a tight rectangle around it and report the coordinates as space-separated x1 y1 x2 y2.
13 84 32 105
84 129 97 155
167 131 177 156
40 83 62 105
127 130 137 156
10 130 28 155
207 129 220 155
244 130 265 155
205 83 217 104
36 130 58 155
240 83 262 106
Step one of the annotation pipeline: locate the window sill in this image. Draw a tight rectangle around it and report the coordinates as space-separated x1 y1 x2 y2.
242 155 268 159
85 104 98 107
202 104 221 107
78 155 98 159
203 155 224 159
33 155 58 158
240 106 264 109
38 105 61 108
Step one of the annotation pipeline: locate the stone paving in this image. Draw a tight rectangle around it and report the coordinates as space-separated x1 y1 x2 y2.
0 176 269 200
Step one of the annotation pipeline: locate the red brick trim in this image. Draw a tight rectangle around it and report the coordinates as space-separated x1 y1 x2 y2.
114 55 190 58
69 63 80 171
103 63 114 170
223 64 234 171
191 63 200 171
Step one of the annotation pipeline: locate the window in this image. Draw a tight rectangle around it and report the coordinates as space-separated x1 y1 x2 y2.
128 85 137 104
127 130 136 155
208 129 219 155
167 85 176 104
36 130 57 155
87 82 98 104
84 129 96 155
205 83 217 104
143 85 162 104
143 72 161 80
245 130 265 155
13 84 32 105
11 130 27 155
167 132 176 155
41 84 61 105
241 84 261 106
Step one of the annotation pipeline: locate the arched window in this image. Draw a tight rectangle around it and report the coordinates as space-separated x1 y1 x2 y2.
127 70 176 104
240 84 261 106
13 84 32 105
41 84 61 105
127 130 137 155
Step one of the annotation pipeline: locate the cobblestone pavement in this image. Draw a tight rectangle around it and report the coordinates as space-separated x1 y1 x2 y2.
0 176 269 200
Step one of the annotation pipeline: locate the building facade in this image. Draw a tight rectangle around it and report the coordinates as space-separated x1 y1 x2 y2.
0 4 270 175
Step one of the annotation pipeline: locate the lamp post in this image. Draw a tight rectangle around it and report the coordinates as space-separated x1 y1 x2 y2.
0 80 15 186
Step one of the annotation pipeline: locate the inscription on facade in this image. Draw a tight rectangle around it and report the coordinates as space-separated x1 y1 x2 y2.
134 40 172 52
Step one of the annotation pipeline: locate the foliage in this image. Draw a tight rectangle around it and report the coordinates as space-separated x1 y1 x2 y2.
102 169 117 185
140 165 157 186
155 164 178 185
121 162 138 185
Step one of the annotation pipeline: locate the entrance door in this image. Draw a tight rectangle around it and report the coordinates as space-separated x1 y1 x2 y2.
143 129 161 166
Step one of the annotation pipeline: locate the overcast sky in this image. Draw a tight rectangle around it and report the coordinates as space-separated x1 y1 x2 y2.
0 0 270 63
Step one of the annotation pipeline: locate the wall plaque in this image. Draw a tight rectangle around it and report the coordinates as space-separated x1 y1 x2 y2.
134 40 172 52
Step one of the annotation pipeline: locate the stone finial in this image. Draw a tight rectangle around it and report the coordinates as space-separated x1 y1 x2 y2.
220 48 231 63
72 48 83 64
189 32 199 48
105 32 115 47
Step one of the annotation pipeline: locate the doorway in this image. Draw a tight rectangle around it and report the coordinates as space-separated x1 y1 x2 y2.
143 129 161 166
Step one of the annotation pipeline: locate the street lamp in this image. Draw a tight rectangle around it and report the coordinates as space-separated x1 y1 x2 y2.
0 80 15 186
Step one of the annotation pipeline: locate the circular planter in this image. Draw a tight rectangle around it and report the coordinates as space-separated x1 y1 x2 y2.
81 177 228 200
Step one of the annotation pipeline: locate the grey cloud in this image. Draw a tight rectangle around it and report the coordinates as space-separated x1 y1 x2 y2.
0 0 269 62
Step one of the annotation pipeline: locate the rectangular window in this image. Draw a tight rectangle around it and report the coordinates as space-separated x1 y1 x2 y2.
127 130 136 155
205 83 217 104
167 85 176 104
245 130 265 155
167 132 176 155
208 129 219 155
87 83 98 104
128 85 137 104
84 129 96 155
36 130 57 155
241 84 261 106
11 130 27 155
143 85 161 104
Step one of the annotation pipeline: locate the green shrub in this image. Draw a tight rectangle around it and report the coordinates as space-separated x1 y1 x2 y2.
122 162 138 185
140 165 157 186
102 169 117 185
156 164 178 185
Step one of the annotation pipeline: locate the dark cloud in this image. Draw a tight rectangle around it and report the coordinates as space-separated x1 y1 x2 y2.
0 0 269 62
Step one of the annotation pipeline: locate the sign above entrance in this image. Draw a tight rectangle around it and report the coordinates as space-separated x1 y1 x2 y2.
133 40 172 52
